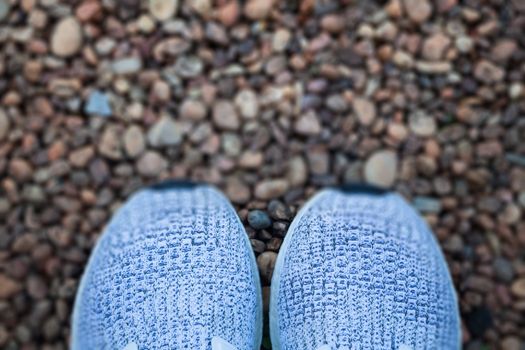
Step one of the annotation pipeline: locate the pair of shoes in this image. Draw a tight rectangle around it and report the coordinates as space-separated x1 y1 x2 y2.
71 182 460 349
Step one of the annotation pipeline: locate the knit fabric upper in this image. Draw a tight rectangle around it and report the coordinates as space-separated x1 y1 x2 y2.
271 189 460 350
72 185 261 350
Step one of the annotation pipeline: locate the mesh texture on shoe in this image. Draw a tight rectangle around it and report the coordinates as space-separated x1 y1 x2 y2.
72 185 261 350
271 189 460 350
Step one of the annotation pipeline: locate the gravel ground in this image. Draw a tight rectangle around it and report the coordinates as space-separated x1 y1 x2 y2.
0 0 524 349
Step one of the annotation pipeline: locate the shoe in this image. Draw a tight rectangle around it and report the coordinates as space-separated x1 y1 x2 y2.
72 182 262 350
270 186 460 350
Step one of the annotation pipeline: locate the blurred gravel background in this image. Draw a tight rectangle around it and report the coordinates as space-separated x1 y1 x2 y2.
0 0 524 349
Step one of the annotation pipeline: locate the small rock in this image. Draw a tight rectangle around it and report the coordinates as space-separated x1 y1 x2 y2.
268 200 292 221
51 17 83 57
257 251 277 283
422 33 451 61
216 0 239 27
413 197 442 213
265 55 287 75
244 0 274 20
76 1 102 21
248 210 272 229
180 99 207 120
255 179 289 200
364 150 398 188
98 126 123 160
0 274 22 298
124 125 145 158
326 95 348 113
353 97 376 126
9 159 33 181
175 55 204 78
69 146 94 167
239 150 263 168
234 89 259 119
136 151 168 177
0 0 10 22
213 100 240 130
147 116 183 147
321 14 346 33
272 29 291 52
205 22 228 45
474 60 505 84
294 110 321 136
455 36 473 53
436 0 457 12
188 0 212 16
415 61 451 74
491 39 517 62
501 337 522 350
112 57 143 74
85 90 112 117
409 110 436 136
493 257 514 283
511 278 525 298
403 0 432 23
225 178 251 204
287 156 308 187
0 109 9 141
149 0 178 21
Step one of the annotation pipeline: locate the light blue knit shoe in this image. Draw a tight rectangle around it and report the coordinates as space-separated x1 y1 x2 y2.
72 182 262 350
270 186 460 350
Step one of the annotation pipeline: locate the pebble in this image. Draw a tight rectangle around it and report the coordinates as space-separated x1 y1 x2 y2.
255 179 289 200
422 33 451 61
112 57 143 74
149 0 178 21
364 150 398 188
76 1 102 22
180 99 207 120
294 111 321 136
51 17 83 57
244 0 274 20
409 110 436 136
84 90 112 117
474 59 505 83
124 125 145 158
272 29 291 52
234 89 259 119
98 126 123 160
188 0 212 16
9 159 33 181
268 200 292 221
247 210 272 230
415 61 451 74
216 1 239 27
511 278 525 298
0 274 21 298
257 251 277 283
175 56 203 78
69 146 94 167
0 109 9 141
136 151 168 177
353 97 376 126
493 257 514 283
403 0 432 23
413 197 442 213
287 156 308 187
147 116 183 147
225 178 250 204
0 0 9 22
213 100 240 130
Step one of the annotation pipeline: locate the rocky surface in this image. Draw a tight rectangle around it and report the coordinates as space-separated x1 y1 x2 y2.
0 0 524 349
